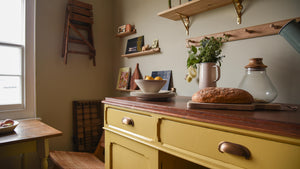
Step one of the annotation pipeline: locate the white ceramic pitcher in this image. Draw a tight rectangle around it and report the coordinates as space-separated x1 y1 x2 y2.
198 62 220 89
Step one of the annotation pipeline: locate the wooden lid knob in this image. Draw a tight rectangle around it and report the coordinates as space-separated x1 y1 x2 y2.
245 58 267 69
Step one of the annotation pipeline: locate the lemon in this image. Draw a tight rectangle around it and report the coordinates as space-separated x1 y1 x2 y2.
145 76 154 80
154 76 163 80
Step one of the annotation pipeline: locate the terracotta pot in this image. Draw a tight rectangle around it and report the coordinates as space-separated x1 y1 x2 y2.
126 24 132 32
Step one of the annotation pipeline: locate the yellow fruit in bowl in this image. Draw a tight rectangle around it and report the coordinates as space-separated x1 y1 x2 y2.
154 76 163 80
145 76 154 80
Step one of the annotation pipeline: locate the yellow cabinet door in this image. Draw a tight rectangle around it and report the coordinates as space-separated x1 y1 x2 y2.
105 131 159 169
159 151 209 169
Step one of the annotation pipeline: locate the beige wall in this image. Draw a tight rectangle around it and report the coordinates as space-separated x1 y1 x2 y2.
2 1 114 168
36 0 114 152
1 0 300 168
113 0 300 104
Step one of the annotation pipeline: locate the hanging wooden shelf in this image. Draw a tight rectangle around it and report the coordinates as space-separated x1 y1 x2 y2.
157 0 243 35
121 48 161 58
116 29 136 38
157 0 232 21
186 17 300 47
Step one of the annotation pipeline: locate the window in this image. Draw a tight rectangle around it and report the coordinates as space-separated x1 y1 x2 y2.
0 0 36 119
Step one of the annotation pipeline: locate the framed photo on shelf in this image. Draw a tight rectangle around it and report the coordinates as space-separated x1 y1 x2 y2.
116 67 131 90
125 36 144 54
151 70 173 90
118 25 126 33
169 0 192 8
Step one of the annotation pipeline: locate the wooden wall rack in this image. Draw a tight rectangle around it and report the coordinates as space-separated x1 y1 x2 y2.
121 48 161 58
63 0 96 66
186 17 300 47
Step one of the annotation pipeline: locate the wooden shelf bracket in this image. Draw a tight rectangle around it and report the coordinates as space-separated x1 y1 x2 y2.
177 13 190 35
233 0 243 24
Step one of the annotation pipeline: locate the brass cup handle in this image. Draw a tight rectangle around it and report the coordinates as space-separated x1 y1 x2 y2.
122 117 134 126
218 141 251 159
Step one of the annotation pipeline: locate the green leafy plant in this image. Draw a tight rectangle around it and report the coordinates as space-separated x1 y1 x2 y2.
187 36 227 69
185 36 228 82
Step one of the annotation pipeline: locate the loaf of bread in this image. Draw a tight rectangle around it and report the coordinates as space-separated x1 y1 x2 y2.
192 87 254 104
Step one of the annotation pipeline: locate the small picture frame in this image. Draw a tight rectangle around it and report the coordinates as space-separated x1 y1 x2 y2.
169 0 191 8
125 36 144 54
151 70 173 90
118 25 126 33
151 39 159 49
169 0 180 8
116 67 131 90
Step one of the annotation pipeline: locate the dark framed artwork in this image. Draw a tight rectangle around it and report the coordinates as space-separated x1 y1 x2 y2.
125 36 144 54
151 70 173 90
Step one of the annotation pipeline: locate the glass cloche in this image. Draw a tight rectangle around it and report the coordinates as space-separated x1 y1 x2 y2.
238 58 278 103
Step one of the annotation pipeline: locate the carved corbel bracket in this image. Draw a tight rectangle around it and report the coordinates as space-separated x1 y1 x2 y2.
233 0 243 24
177 13 190 35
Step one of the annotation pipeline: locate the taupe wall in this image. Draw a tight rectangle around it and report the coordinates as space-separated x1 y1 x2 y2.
113 0 300 104
1 0 299 168
1 1 114 168
36 0 114 152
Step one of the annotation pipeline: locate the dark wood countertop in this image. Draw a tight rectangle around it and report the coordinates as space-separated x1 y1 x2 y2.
102 96 300 139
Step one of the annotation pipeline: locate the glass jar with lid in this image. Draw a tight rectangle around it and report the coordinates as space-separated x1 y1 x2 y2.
238 58 277 103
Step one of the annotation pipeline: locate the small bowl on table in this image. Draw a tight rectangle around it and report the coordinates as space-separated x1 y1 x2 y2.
135 79 167 93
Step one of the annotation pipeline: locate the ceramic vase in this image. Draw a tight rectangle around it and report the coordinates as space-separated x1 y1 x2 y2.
198 62 220 89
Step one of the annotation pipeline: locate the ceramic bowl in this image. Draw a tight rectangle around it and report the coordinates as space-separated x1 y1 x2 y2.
0 120 19 134
135 79 167 93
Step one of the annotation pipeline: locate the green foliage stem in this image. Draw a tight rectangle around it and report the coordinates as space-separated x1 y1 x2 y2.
187 36 228 69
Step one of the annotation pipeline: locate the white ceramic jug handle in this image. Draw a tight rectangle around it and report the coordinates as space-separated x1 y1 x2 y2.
214 65 221 82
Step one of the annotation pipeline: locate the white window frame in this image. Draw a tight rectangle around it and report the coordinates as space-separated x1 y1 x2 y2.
0 0 36 120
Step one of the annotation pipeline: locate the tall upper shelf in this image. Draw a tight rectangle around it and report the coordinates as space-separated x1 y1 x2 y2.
157 0 233 21
157 0 243 35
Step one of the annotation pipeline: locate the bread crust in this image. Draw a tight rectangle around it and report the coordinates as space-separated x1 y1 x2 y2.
192 87 254 104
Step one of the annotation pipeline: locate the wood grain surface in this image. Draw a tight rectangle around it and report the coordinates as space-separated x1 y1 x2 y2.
102 96 300 139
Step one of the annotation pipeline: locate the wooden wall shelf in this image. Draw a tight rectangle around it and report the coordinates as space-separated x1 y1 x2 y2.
116 29 136 38
157 0 232 21
157 0 243 35
186 17 300 47
121 48 160 58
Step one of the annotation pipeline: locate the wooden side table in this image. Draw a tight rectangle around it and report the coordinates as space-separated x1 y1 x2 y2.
0 119 62 169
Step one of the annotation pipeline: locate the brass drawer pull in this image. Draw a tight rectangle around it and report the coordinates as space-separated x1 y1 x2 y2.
218 141 251 159
122 117 134 126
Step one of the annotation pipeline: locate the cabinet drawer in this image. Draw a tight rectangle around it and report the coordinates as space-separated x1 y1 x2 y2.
106 107 156 141
160 119 300 169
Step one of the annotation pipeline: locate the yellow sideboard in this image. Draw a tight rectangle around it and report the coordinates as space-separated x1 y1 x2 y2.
102 96 300 169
